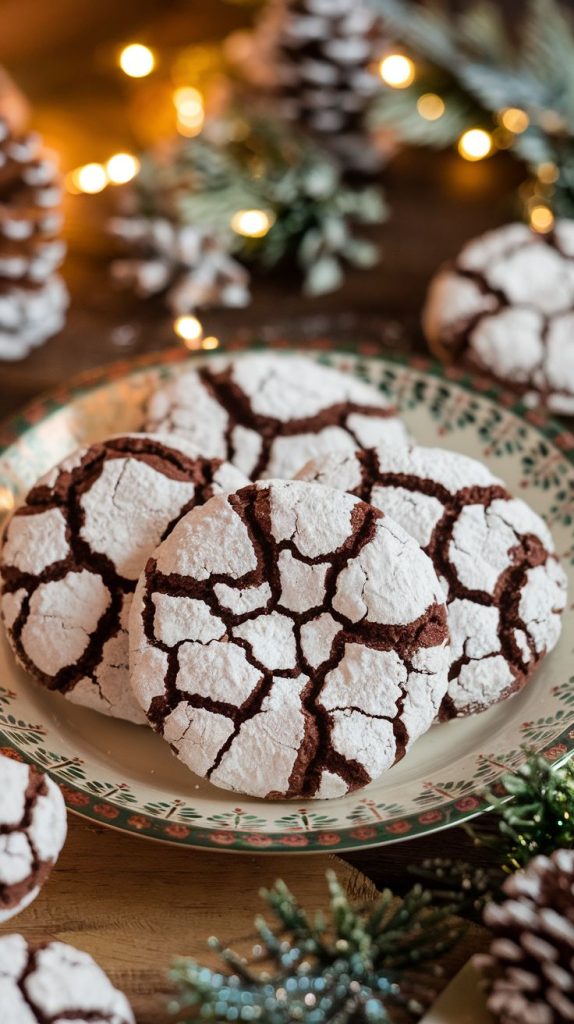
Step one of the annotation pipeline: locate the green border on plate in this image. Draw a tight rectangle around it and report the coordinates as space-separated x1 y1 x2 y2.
0 339 573 852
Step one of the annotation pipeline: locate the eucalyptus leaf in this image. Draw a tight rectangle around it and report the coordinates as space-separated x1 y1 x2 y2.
304 256 344 295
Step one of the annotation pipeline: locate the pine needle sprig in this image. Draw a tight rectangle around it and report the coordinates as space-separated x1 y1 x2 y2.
169 870 462 1024
475 751 574 871
369 0 574 216
409 751 574 921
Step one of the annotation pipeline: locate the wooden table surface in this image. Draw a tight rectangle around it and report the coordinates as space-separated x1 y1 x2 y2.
0 3 539 1018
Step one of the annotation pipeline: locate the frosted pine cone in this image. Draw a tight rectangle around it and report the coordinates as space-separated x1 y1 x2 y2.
110 217 250 314
477 849 574 1023
0 117 67 360
251 0 386 173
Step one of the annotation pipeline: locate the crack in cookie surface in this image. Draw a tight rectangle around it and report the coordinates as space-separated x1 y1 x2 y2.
0 434 247 723
144 354 409 480
129 479 450 800
296 445 568 718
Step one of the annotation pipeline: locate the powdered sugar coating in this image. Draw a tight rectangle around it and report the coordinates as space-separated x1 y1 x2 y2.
0 434 247 723
144 354 408 480
0 934 134 1023
296 445 567 717
0 755 67 923
129 478 450 799
423 221 574 412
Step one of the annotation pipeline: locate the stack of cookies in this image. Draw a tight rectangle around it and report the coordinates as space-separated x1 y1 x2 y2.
0 354 567 801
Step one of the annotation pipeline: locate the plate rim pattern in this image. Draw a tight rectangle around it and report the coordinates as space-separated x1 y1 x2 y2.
1 339 573 853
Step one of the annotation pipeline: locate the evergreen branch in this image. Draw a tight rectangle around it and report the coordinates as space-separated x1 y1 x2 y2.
409 751 574 922
369 0 574 216
169 870 462 1023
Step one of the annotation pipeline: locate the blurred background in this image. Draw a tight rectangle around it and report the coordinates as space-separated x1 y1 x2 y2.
0 0 571 415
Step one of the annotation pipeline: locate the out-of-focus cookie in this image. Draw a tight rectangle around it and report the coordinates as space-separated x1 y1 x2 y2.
423 221 574 413
297 445 567 717
0 934 134 1023
0 434 247 723
144 353 408 480
129 478 450 799
0 755 67 923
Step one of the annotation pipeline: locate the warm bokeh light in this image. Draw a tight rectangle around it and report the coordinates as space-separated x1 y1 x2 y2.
500 107 529 134
70 163 108 194
174 315 203 346
530 205 555 233
201 336 220 350
538 161 559 184
379 54 415 89
0 486 15 515
457 129 493 161
417 93 445 121
230 209 273 238
106 153 140 185
119 44 155 78
174 87 205 137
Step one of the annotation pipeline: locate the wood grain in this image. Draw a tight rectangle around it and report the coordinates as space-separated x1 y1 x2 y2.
0 814 377 1023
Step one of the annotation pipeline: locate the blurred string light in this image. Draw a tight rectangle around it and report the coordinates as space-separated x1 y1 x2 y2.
499 107 529 134
538 161 559 185
379 54 415 89
230 208 273 237
0 486 15 515
68 163 108 194
530 204 554 233
417 93 445 121
119 43 156 78
457 128 493 161
66 153 139 194
106 153 140 184
174 314 203 346
173 86 204 137
173 315 220 351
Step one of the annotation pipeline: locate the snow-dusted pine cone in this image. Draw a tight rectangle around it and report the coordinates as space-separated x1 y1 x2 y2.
477 849 574 1023
0 116 67 360
253 0 385 173
110 217 250 315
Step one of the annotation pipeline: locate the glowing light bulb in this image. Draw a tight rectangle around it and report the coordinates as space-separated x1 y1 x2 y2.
417 93 445 121
201 336 220 350
119 44 155 78
0 486 14 515
538 162 559 185
106 153 140 185
230 209 273 238
530 205 554 233
174 315 203 347
500 107 529 134
174 87 205 137
71 163 108 194
458 129 493 161
379 54 415 89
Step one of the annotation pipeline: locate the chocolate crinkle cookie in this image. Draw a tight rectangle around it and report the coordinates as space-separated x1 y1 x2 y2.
0 433 247 723
143 353 408 481
0 754 67 922
0 934 134 1023
296 445 567 718
129 478 450 800
423 221 574 413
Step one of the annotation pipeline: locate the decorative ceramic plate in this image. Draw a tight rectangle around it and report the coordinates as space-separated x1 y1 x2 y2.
0 343 573 853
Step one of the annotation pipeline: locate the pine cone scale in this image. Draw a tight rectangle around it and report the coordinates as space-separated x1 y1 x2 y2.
480 849 574 1024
